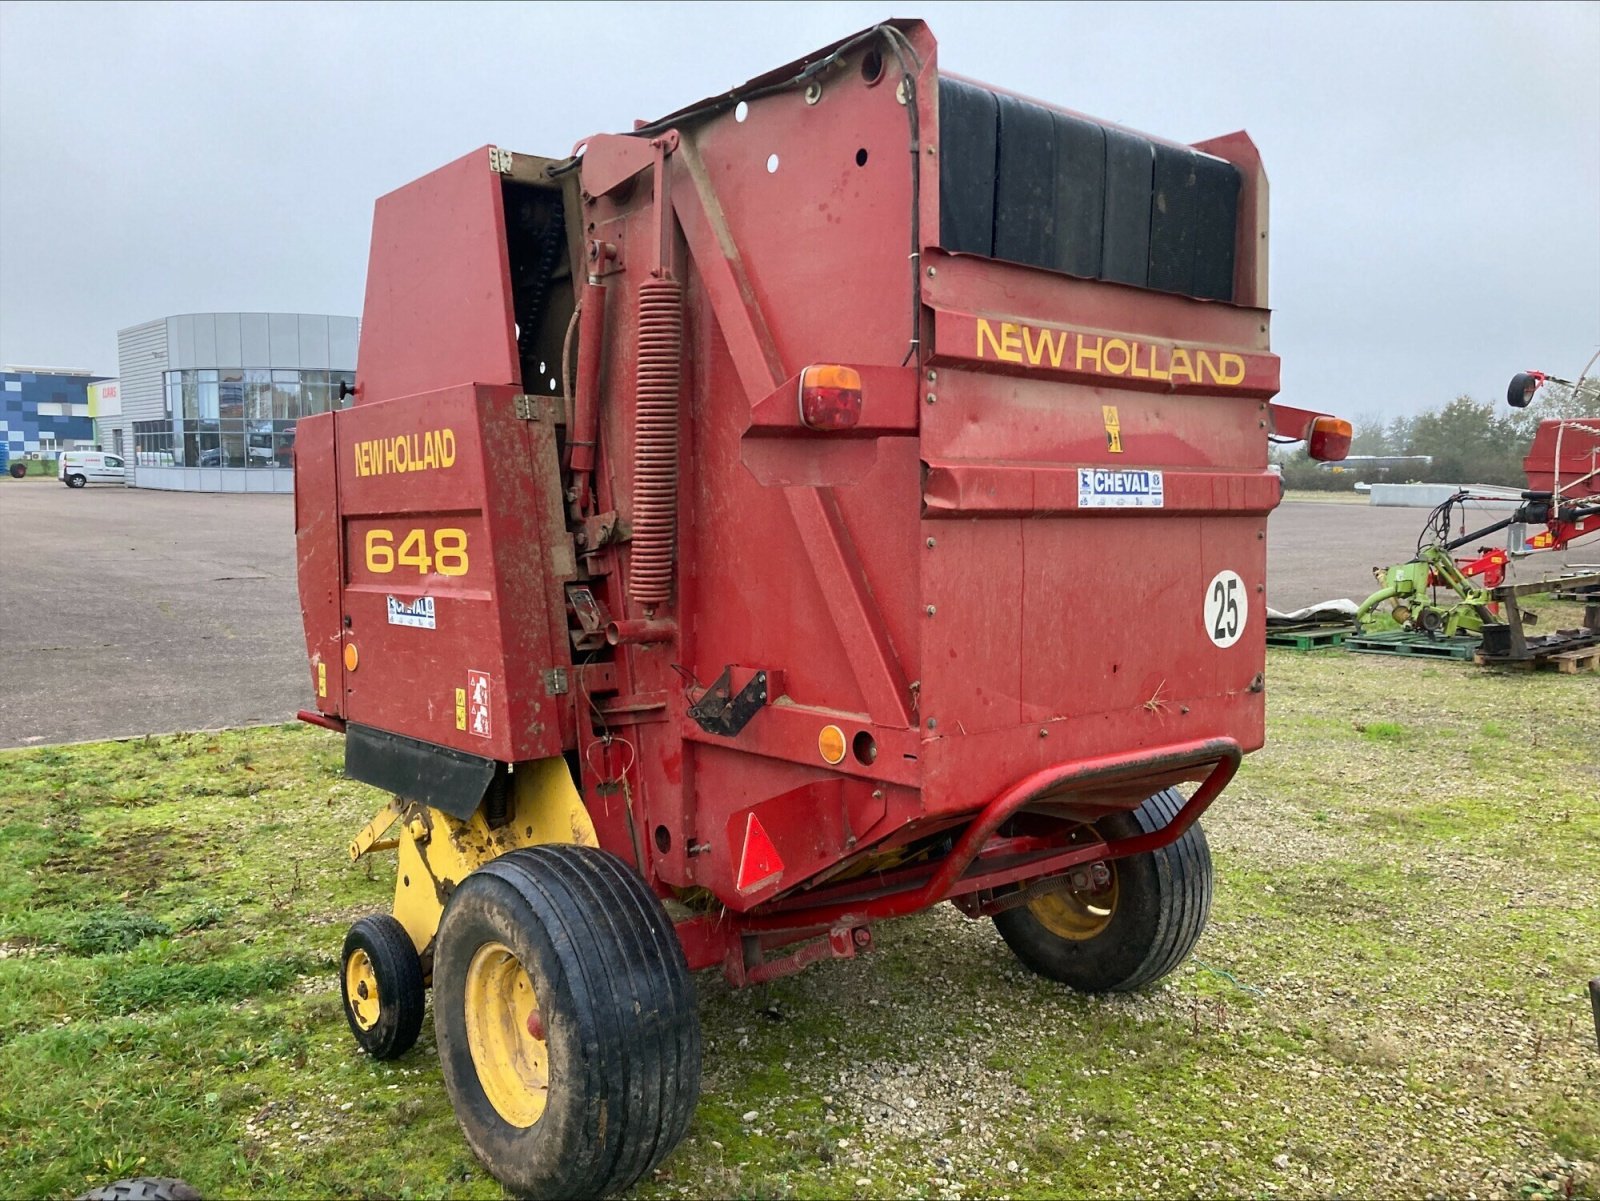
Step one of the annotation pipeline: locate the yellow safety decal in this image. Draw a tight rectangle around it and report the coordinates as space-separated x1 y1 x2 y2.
317 660 327 698
455 687 468 731
1102 405 1123 454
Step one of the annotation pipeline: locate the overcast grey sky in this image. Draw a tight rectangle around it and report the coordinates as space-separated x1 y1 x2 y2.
1 1 1596 418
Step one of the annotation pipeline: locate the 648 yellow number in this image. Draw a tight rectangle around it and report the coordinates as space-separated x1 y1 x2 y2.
364 527 469 576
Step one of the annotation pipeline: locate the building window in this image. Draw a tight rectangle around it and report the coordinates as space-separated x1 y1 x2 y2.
133 419 176 466
152 368 349 468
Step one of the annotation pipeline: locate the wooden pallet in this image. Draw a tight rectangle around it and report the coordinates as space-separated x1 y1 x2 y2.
1345 631 1482 661
1265 623 1353 650
1476 642 1600 673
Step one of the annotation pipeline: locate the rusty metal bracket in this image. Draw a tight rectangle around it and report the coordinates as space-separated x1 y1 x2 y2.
514 394 562 422
687 667 769 737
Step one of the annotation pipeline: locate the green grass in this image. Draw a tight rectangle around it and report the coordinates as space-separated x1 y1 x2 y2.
1 652 1597 1199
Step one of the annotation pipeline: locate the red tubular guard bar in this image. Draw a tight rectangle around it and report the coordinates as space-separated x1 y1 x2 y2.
738 737 1242 933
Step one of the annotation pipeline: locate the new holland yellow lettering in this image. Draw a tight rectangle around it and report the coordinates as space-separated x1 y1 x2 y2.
1103 338 1131 374
1022 325 1069 368
977 319 1005 360
997 322 1023 363
1076 336 1104 372
1129 341 1151 379
440 428 456 467
1168 348 1196 383
1218 353 1246 385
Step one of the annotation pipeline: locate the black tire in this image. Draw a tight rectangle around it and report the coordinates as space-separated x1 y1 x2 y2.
1507 371 1539 408
433 845 701 1200
76 1179 202 1201
340 913 425 1060
67 473 87 488
994 787 1213 992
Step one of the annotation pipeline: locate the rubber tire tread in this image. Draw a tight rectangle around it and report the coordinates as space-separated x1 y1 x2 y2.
1121 787 1214 989
992 787 1213 992
434 845 699 1200
75 1180 202 1201
340 913 425 1060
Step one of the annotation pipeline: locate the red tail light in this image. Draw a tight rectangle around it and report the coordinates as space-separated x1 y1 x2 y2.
797 364 863 431
1307 416 1352 462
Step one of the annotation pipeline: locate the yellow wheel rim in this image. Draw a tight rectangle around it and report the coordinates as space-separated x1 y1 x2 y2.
345 949 381 1031
463 941 549 1128
1029 868 1119 941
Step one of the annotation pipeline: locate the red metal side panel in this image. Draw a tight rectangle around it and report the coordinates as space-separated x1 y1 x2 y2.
294 410 344 716
331 385 567 762
1525 418 1600 499
915 248 1277 815
354 147 519 405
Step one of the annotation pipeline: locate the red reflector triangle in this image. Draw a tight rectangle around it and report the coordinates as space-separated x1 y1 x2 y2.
735 813 784 894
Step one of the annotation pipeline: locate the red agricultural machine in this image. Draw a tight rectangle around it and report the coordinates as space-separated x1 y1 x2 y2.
294 21 1347 1196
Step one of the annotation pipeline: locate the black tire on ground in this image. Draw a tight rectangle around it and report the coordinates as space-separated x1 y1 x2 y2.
76 1179 202 1201
67 473 87 488
433 845 701 1200
993 787 1213 992
9 462 26 478
340 913 426 1060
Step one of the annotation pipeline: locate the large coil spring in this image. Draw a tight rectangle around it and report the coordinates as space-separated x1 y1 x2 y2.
628 277 684 609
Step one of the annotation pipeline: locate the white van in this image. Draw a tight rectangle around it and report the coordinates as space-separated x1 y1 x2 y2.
58 451 126 488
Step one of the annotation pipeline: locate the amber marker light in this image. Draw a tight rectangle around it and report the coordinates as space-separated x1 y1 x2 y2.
798 364 863 430
1307 416 1352 462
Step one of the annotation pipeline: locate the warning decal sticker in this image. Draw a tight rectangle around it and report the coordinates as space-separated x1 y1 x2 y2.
466 670 492 739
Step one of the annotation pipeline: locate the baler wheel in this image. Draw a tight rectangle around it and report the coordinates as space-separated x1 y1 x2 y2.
433 845 701 1199
994 787 1212 992
340 914 426 1060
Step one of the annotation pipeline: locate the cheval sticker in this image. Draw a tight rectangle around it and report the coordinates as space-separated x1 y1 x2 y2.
1078 468 1165 509
386 595 437 629
467 670 492 739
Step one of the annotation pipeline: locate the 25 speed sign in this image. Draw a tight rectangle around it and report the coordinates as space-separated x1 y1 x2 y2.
1204 569 1247 648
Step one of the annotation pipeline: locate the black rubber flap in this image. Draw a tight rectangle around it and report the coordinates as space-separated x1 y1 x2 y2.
345 722 497 821
995 93 1057 268
1147 143 1200 296
937 76 1240 303
937 77 997 257
1101 127 1154 289
1190 152 1241 301
1050 111 1106 279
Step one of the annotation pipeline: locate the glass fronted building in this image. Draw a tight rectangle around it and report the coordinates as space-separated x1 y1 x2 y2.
115 313 357 491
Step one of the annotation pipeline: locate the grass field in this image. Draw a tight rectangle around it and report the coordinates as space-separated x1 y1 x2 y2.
2 644 1597 1200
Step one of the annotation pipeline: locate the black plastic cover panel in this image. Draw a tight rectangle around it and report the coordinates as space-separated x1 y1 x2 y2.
938 77 1240 302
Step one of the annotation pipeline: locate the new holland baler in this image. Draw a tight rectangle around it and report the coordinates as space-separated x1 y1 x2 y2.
294 20 1346 1197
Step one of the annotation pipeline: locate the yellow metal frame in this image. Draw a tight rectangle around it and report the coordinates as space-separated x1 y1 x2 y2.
349 757 598 964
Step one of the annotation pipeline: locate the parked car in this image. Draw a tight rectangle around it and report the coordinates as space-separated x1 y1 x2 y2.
58 451 126 488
